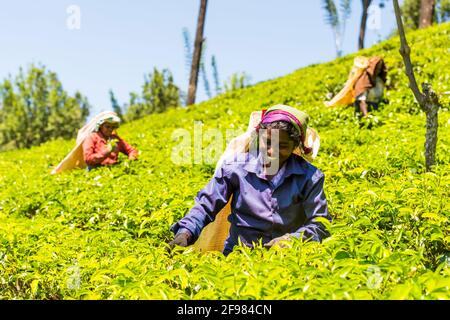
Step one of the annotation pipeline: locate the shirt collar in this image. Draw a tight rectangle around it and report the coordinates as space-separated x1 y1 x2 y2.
242 152 306 178
283 154 307 177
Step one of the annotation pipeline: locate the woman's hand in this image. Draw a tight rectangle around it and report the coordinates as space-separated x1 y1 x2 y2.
167 230 192 252
106 138 120 154
264 234 292 248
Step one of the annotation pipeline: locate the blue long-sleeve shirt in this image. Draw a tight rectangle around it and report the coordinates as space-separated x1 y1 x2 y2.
170 153 331 255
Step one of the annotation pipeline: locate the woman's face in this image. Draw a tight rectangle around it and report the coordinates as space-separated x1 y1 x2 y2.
259 129 296 171
100 122 118 139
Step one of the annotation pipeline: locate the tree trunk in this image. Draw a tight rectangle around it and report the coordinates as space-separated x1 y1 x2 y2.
187 0 208 106
393 0 440 172
419 0 435 28
359 0 373 50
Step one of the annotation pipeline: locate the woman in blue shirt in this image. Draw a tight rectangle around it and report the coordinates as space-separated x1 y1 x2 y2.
169 105 331 255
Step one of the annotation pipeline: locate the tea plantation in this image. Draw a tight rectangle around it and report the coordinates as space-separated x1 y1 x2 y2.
0 23 449 299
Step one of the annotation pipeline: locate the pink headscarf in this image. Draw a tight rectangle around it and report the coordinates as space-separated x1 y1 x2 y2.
258 109 312 155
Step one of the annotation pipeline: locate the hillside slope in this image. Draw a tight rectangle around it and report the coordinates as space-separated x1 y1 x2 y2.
0 23 449 299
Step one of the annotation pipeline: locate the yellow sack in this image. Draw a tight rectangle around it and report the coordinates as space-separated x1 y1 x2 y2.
193 199 232 252
325 56 369 108
50 143 86 174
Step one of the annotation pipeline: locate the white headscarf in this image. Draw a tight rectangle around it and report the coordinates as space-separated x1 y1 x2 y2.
94 113 121 132
75 111 121 145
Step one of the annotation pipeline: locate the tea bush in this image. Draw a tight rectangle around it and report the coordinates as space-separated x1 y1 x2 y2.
0 23 449 299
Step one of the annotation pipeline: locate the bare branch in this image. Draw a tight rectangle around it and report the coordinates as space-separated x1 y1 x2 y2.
393 0 425 107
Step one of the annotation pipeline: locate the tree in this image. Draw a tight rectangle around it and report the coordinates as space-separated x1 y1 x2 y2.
182 27 193 82
393 0 441 171
359 1 387 49
223 72 251 93
322 0 352 57
124 68 180 122
183 27 221 102
0 64 90 150
419 0 436 28
187 0 208 105
211 55 221 95
358 0 373 50
199 42 212 99
109 89 123 120
401 0 449 30
436 0 450 22
401 0 422 30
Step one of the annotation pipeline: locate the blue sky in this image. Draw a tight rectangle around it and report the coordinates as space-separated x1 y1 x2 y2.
0 1 399 116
